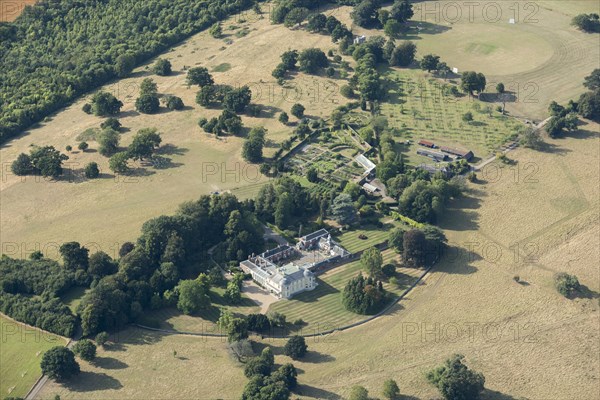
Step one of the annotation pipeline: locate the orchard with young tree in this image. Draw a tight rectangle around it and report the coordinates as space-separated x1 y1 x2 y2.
461 71 487 96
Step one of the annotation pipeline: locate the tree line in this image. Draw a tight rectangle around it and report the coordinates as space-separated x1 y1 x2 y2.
0 0 259 143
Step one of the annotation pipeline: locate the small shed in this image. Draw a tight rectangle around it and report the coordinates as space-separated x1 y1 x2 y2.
417 149 447 162
418 139 436 148
452 67 459 74
362 182 379 194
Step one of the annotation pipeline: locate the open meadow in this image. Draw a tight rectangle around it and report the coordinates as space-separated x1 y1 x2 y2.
36 120 599 399
0 315 67 399
3 0 597 259
3 1 599 399
35 327 248 400
0 7 350 259
351 0 600 120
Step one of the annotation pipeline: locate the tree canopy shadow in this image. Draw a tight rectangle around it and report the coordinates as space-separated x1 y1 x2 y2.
574 284 600 300
469 120 487 127
537 141 571 155
92 356 128 370
437 245 480 275
147 155 184 170
258 105 282 119
63 371 123 392
436 193 482 231
294 384 341 399
481 388 519 399
157 143 188 156
119 110 139 118
292 279 339 303
564 127 600 140
126 166 157 177
480 92 517 103
302 350 336 364
401 20 452 40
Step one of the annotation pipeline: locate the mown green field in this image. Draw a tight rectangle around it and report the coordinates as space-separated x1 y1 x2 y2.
267 249 424 333
336 222 397 254
0 315 67 398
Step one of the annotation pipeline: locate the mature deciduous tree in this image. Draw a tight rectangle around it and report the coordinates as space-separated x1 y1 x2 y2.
41 347 80 381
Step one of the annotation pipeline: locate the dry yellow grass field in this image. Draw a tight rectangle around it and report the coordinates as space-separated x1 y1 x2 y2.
3 2 598 257
36 123 599 400
0 9 349 259
4 2 600 399
36 328 248 400
351 0 600 120
0 0 35 22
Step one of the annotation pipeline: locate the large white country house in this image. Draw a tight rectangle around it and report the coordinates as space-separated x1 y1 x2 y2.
240 229 349 299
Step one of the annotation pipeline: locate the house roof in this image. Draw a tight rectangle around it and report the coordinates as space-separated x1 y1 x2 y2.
300 228 329 242
418 140 435 147
261 244 293 259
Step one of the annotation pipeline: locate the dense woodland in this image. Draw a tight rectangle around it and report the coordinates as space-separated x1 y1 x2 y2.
0 257 78 336
0 0 258 142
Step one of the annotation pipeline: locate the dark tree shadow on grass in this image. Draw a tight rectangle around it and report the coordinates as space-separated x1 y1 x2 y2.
574 284 600 300
157 143 188 156
294 384 341 399
264 138 281 149
437 245 480 275
103 342 125 352
257 105 282 119
481 388 519 400
538 141 571 156
565 127 600 140
393 271 420 291
251 342 283 356
92 356 128 370
436 194 482 231
469 120 487 127
63 371 123 392
398 21 452 41
147 155 184 170
291 280 339 303
119 110 139 118
127 167 156 177
301 351 336 364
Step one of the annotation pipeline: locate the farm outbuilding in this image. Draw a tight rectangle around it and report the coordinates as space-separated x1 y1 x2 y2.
417 149 447 162
440 146 474 161
418 139 436 148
